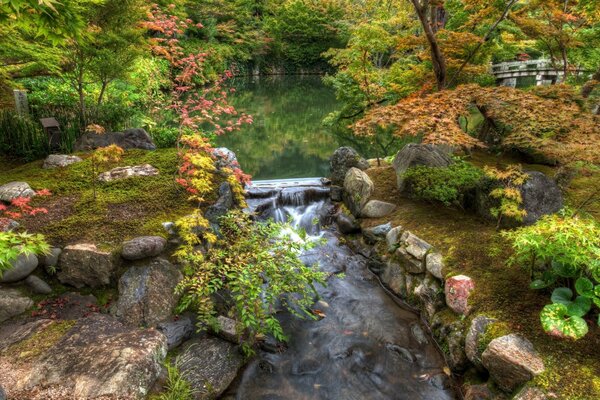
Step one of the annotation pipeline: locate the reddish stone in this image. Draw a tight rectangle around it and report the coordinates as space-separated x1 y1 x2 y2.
445 275 475 315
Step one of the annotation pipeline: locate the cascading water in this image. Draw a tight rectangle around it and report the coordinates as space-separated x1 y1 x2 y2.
226 182 456 400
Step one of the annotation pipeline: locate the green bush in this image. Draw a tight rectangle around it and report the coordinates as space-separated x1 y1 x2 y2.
0 109 48 160
401 159 484 206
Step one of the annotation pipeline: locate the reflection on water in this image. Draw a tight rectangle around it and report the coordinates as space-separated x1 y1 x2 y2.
215 75 342 180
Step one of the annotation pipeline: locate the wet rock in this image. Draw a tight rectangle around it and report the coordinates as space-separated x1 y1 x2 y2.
18 313 167 398
178 335 244 400
0 181 35 202
330 185 343 202
39 247 61 268
0 385 5 400
42 154 82 169
212 147 239 170
74 128 156 151
514 386 548 400
385 225 403 252
335 212 361 234
392 144 453 191
465 316 497 369
381 261 407 298
482 334 545 392
98 164 159 182
57 243 118 288
361 200 396 218
0 253 38 283
205 182 236 225
445 275 475 315
0 218 19 232
122 236 167 260
426 252 445 280
447 326 469 371
464 383 494 400
330 146 369 186
410 322 429 345
157 317 194 350
0 288 33 322
363 222 392 244
429 374 451 390
343 167 374 217
24 275 52 295
414 275 445 322
111 258 182 327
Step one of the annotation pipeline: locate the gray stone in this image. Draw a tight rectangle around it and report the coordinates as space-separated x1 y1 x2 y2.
42 154 83 169
213 315 239 344
410 322 429 345
363 222 392 244
0 288 33 322
39 247 61 268
361 200 396 218
330 185 343 202
430 313 468 371
0 385 5 400
0 253 38 283
58 243 118 288
335 212 361 234
0 181 35 202
74 128 156 151
330 147 370 186
514 387 548 400
381 261 407 298
520 171 563 225
178 335 244 400
0 319 53 351
24 275 52 295
0 218 19 232
426 252 444 280
413 275 444 322
157 317 194 350
401 231 432 260
18 313 167 398
205 182 236 225
385 226 403 252
396 247 425 274
343 167 374 217
482 334 545 392
98 164 159 182
404 273 425 297
111 258 182 327
465 316 497 369
122 236 167 260
392 144 453 191
212 147 239 170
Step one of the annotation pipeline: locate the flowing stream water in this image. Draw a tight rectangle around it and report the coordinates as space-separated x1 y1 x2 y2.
225 183 456 400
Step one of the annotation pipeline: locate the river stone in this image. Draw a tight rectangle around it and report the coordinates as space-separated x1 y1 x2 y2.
401 231 432 260
335 212 361 234
413 275 445 322
57 243 117 288
482 334 545 392
392 144 453 191
178 335 244 400
213 315 239 344
0 181 35 202
361 200 396 218
74 128 156 151
0 253 38 283
24 275 52 295
445 275 475 315
111 258 182 327
0 218 19 232
42 154 83 169
212 147 239 170
343 167 374 217
385 225 403 252
426 252 444 280
330 185 343 202
157 317 194 350
381 261 407 298
0 288 33 322
98 164 159 182
205 182 235 225
465 316 497 369
464 384 494 400
396 247 425 274
330 146 369 186
513 386 548 400
363 222 392 244
122 236 167 260
38 247 61 268
18 313 167 398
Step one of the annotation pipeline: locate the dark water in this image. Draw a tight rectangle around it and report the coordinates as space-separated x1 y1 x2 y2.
215 76 342 180
228 187 456 400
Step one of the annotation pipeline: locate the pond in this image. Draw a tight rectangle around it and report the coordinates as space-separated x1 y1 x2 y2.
216 75 344 180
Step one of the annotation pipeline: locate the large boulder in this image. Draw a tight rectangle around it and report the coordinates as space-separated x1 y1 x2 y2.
17 313 167 399
98 164 159 182
520 171 563 225
42 154 82 169
74 128 156 151
0 181 35 202
343 167 374 217
392 144 453 191
0 288 33 323
121 236 167 260
361 200 396 218
177 335 245 400
205 182 236 225
482 334 545 392
330 147 370 186
111 258 182 327
445 275 475 316
0 253 38 283
335 212 361 234
57 243 118 288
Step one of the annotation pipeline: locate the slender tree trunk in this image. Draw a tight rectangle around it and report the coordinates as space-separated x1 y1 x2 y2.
581 67 600 98
97 80 109 106
77 68 86 129
411 0 447 90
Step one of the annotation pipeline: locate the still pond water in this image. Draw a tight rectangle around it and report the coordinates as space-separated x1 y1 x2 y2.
216 75 345 180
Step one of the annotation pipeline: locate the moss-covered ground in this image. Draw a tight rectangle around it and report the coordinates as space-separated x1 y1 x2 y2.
364 154 600 399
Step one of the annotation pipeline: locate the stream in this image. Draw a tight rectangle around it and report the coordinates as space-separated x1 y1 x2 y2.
225 183 456 400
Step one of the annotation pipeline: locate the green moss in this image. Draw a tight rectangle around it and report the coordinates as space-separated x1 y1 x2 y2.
5 320 76 362
476 321 512 356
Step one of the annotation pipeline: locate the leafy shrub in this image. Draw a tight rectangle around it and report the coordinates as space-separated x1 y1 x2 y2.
484 165 528 229
0 231 49 277
401 159 484 206
0 109 48 160
504 211 600 339
175 211 326 354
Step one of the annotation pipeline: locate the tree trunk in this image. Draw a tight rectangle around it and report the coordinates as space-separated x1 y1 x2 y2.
581 67 600 98
411 0 447 90
97 80 109 106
